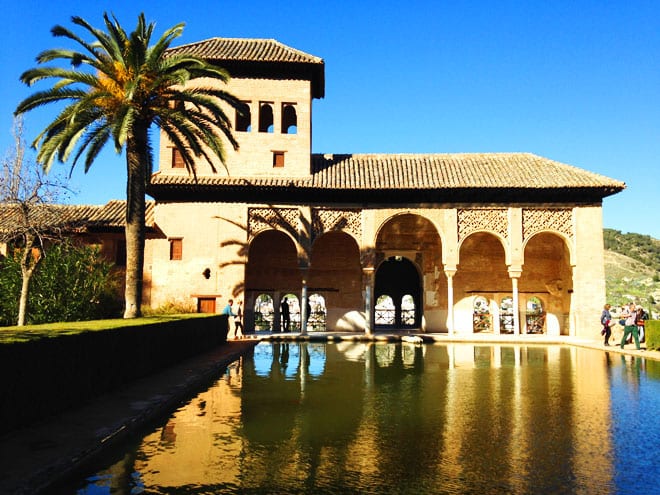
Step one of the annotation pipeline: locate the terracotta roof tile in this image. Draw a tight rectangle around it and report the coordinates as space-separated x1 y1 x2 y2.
166 38 323 65
147 153 624 203
307 153 624 190
0 201 155 235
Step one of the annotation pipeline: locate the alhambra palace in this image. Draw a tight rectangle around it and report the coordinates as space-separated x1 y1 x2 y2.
8 38 627 338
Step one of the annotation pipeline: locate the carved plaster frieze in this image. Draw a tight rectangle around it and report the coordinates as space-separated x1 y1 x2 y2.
248 207 299 237
522 208 573 241
312 208 361 239
457 208 509 242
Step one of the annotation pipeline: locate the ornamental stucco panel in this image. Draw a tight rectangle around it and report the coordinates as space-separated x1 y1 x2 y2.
522 208 573 241
248 207 299 238
312 208 361 241
457 208 509 242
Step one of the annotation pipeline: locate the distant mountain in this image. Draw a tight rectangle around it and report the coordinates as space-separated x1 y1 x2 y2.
603 228 660 314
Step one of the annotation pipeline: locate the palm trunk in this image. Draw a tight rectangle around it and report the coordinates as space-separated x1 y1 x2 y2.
123 124 148 318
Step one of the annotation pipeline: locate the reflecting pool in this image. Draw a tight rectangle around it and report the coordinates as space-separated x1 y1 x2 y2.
64 343 660 494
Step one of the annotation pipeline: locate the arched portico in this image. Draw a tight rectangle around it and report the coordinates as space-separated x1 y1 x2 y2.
454 232 509 334
245 229 301 332
374 213 444 331
374 256 422 329
520 232 573 335
308 231 362 331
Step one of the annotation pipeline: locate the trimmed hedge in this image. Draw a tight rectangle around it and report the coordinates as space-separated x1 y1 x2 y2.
646 320 660 351
0 314 228 433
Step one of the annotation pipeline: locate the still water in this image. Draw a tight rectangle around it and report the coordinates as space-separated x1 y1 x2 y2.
64 342 660 494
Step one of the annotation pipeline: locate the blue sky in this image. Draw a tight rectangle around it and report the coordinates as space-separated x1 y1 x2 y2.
2 1 659 237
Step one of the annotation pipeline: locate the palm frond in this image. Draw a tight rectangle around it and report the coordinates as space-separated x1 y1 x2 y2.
15 87 88 114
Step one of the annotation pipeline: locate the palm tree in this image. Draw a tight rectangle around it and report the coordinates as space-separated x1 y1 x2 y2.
15 13 242 318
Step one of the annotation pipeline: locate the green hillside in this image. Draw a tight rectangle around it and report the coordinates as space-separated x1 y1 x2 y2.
603 228 660 314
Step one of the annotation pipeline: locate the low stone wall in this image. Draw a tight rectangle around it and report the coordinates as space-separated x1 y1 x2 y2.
0 315 228 434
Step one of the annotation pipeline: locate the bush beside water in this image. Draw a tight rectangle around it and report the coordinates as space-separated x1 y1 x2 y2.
645 320 660 351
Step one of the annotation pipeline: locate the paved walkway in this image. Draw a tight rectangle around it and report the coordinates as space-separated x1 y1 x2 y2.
0 333 655 494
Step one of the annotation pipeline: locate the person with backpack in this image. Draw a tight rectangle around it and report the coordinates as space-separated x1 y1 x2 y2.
600 303 612 346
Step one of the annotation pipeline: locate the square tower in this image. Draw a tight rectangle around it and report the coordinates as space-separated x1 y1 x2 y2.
156 38 325 179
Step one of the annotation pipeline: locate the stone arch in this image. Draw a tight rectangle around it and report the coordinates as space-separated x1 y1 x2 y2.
521 229 575 266
246 230 301 295
453 232 508 333
236 101 251 132
308 231 362 330
375 256 422 328
457 229 509 263
258 102 274 133
374 211 446 250
519 232 572 335
281 103 297 134
375 213 444 331
253 293 274 331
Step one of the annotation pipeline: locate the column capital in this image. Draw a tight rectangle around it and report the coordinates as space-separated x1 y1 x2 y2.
508 267 522 279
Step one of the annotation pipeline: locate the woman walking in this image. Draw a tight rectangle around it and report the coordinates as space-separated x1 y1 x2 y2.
600 304 612 346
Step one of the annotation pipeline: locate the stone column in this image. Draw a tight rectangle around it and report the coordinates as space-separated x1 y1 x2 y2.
274 293 282 333
301 269 309 335
361 248 376 335
509 268 522 335
445 268 457 335
363 267 375 335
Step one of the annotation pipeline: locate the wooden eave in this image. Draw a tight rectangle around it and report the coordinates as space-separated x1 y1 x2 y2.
146 182 618 205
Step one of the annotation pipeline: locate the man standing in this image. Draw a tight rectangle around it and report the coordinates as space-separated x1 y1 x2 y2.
281 297 290 332
222 299 237 339
620 302 641 350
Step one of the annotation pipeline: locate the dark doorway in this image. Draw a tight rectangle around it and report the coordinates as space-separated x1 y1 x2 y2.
374 256 421 328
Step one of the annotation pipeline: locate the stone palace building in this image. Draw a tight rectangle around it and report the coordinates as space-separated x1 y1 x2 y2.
3 38 626 337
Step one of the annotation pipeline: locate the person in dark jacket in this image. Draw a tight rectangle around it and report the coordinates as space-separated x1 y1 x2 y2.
600 303 612 346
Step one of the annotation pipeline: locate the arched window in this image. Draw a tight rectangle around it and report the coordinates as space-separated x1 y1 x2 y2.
281 104 297 134
375 295 395 325
259 103 274 133
308 293 326 332
525 296 545 334
401 294 415 325
473 296 492 333
500 296 514 334
236 101 251 132
254 294 274 331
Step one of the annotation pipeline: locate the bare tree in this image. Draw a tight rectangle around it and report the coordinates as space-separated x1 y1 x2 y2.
0 117 71 325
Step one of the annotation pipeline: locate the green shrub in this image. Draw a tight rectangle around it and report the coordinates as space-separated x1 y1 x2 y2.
142 299 196 316
0 256 21 326
645 320 660 351
0 241 122 326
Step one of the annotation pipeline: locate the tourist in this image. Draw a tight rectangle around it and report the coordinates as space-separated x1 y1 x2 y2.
222 299 237 339
620 302 641 350
600 304 612 346
636 306 648 343
234 301 244 338
281 297 290 332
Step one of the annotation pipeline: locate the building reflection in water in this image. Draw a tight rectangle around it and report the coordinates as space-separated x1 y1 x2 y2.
74 342 655 494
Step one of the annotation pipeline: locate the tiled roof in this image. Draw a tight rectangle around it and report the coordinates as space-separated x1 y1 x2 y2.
0 201 155 235
308 153 624 190
148 153 625 193
166 38 324 65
